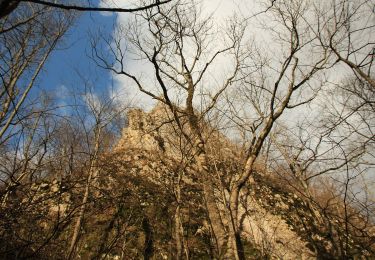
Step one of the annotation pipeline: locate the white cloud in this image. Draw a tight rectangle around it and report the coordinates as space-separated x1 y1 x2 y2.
98 0 130 17
101 0 366 115
83 91 102 116
55 84 71 116
104 0 246 110
98 0 114 16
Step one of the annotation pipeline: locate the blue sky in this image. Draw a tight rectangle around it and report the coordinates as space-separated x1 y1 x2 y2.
31 0 241 110
35 6 117 101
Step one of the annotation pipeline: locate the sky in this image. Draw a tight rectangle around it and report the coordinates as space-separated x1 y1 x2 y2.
23 0 375 197
35 0 247 110
36 0 373 110
34 0 354 125
35 1 116 102
113 0 242 109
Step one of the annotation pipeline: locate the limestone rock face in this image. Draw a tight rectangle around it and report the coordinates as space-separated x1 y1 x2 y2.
114 103 317 259
28 179 71 217
241 173 316 259
116 102 238 160
116 104 171 153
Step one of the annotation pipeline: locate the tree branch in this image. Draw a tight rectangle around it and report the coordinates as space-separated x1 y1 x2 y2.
22 0 171 13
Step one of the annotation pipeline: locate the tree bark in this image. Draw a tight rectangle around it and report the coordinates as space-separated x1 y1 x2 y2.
196 152 228 258
174 175 189 260
67 129 101 259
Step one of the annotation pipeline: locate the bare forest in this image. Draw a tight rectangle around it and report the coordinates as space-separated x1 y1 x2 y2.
0 0 374 259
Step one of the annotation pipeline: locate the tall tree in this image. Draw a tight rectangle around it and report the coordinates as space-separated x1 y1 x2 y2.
0 5 72 142
94 0 248 257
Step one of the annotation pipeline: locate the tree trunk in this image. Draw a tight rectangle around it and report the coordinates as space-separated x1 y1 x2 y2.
227 187 242 260
142 217 154 260
174 175 189 260
196 152 228 258
227 155 257 260
67 130 101 259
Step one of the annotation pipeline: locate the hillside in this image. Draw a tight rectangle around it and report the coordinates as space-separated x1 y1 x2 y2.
1 0 374 259
1 104 373 259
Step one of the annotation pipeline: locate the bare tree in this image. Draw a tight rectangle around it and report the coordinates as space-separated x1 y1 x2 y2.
0 93 75 258
0 2 73 212
0 82 130 258
311 0 375 88
0 5 72 143
268 121 373 257
1 0 374 258
65 83 129 259
94 0 249 257
217 1 334 257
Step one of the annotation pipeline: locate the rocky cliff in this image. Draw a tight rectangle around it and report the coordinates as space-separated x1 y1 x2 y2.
110 104 373 259
113 105 315 259
2 104 372 259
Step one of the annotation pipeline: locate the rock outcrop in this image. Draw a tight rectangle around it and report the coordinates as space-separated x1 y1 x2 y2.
114 104 317 259
112 103 373 259
3 103 372 259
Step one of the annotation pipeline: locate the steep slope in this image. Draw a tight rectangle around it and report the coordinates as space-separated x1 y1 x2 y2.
1 103 373 259
113 104 316 259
